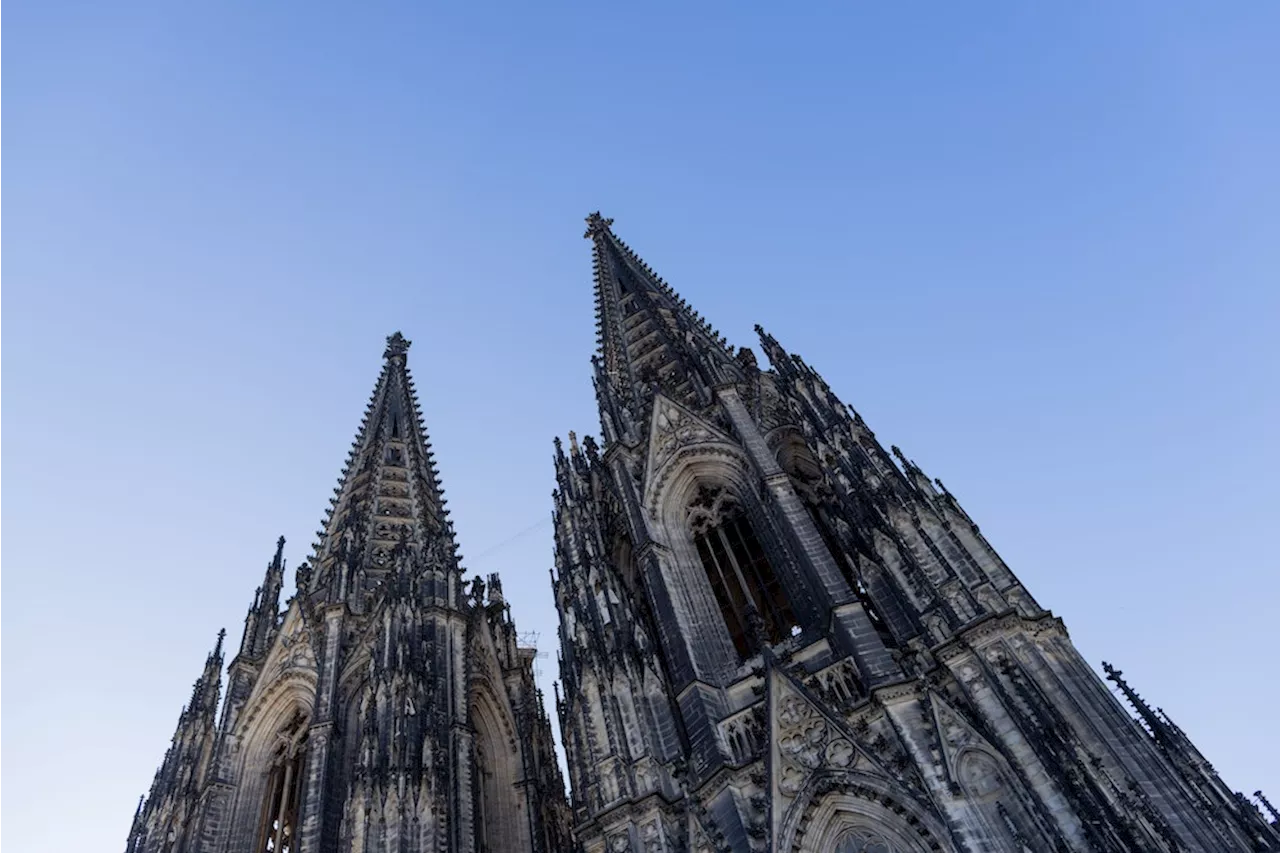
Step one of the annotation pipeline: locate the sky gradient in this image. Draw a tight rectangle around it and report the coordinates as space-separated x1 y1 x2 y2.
5 3 1279 851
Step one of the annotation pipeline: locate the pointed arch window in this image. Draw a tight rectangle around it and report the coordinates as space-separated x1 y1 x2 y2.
256 714 308 853
687 486 796 657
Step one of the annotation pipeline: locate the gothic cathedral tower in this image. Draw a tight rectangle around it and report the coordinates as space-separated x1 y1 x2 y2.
126 334 572 853
551 214 1279 853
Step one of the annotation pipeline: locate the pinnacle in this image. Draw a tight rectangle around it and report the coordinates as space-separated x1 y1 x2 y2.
384 331 411 359
584 211 614 239
212 628 226 661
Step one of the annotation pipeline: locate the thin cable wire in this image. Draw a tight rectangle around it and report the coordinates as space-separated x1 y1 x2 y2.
466 516 554 562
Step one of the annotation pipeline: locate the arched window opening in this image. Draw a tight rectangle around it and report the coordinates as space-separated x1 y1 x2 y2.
612 533 661 642
687 485 796 658
256 713 308 853
470 692 529 853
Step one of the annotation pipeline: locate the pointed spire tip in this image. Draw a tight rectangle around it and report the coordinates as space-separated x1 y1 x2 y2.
584 211 614 239
384 332 411 359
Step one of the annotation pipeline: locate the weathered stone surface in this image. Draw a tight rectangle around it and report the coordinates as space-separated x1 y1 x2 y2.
126 336 571 853
129 217 1280 853
554 214 1279 853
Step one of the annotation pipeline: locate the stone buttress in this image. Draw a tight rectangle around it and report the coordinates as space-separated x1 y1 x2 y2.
550 213 1280 853
127 334 572 853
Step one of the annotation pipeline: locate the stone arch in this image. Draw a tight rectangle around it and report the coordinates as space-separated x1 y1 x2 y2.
772 427 825 488
660 453 805 658
956 749 1004 801
780 772 954 853
470 681 529 853
228 679 316 853
952 747 1041 850
612 532 638 593
646 451 774 672
649 441 754 524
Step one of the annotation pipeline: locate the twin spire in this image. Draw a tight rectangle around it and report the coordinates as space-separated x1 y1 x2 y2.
283 213 741 607
584 211 742 432
303 331 460 606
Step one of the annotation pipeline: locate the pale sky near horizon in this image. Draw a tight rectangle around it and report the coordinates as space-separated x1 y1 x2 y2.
5 3 1279 851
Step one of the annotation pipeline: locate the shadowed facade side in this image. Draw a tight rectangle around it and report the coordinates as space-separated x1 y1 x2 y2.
550 213 1280 853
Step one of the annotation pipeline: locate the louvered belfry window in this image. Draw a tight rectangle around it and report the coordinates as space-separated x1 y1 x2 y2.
688 485 796 657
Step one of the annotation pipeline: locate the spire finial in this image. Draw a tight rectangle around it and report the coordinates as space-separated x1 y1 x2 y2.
384 332 411 359
1255 791 1279 822
584 211 614 239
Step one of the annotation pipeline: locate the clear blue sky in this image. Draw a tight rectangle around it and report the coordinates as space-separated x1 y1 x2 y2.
4 3 1278 850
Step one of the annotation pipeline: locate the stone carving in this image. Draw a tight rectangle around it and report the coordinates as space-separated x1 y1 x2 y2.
129 217 1277 853
757 378 794 434
834 828 903 853
641 821 661 853
776 678 858 798
957 752 1003 799
275 614 315 677
648 396 721 480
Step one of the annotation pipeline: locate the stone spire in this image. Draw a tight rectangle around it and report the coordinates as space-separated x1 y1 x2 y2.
304 332 461 609
1103 661 1173 744
127 631 225 853
236 536 286 661
585 212 742 442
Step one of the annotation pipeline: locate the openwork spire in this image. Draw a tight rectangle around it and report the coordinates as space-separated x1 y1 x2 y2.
584 212 741 437
305 332 460 605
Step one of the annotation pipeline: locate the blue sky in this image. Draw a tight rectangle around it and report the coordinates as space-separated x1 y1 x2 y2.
4 3 1279 849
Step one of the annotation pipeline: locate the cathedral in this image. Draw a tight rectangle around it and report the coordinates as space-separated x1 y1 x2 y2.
127 214 1279 853
125 332 573 853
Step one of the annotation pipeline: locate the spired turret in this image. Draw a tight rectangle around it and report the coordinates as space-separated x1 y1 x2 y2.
126 631 225 853
551 433 685 826
126 334 571 853
238 536 288 663
553 214 1280 853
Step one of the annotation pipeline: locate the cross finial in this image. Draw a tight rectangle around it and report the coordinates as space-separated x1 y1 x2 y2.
384 331 412 359
584 211 614 239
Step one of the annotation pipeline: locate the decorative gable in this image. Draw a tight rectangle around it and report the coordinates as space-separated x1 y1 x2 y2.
642 393 739 513
768 666 890 840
